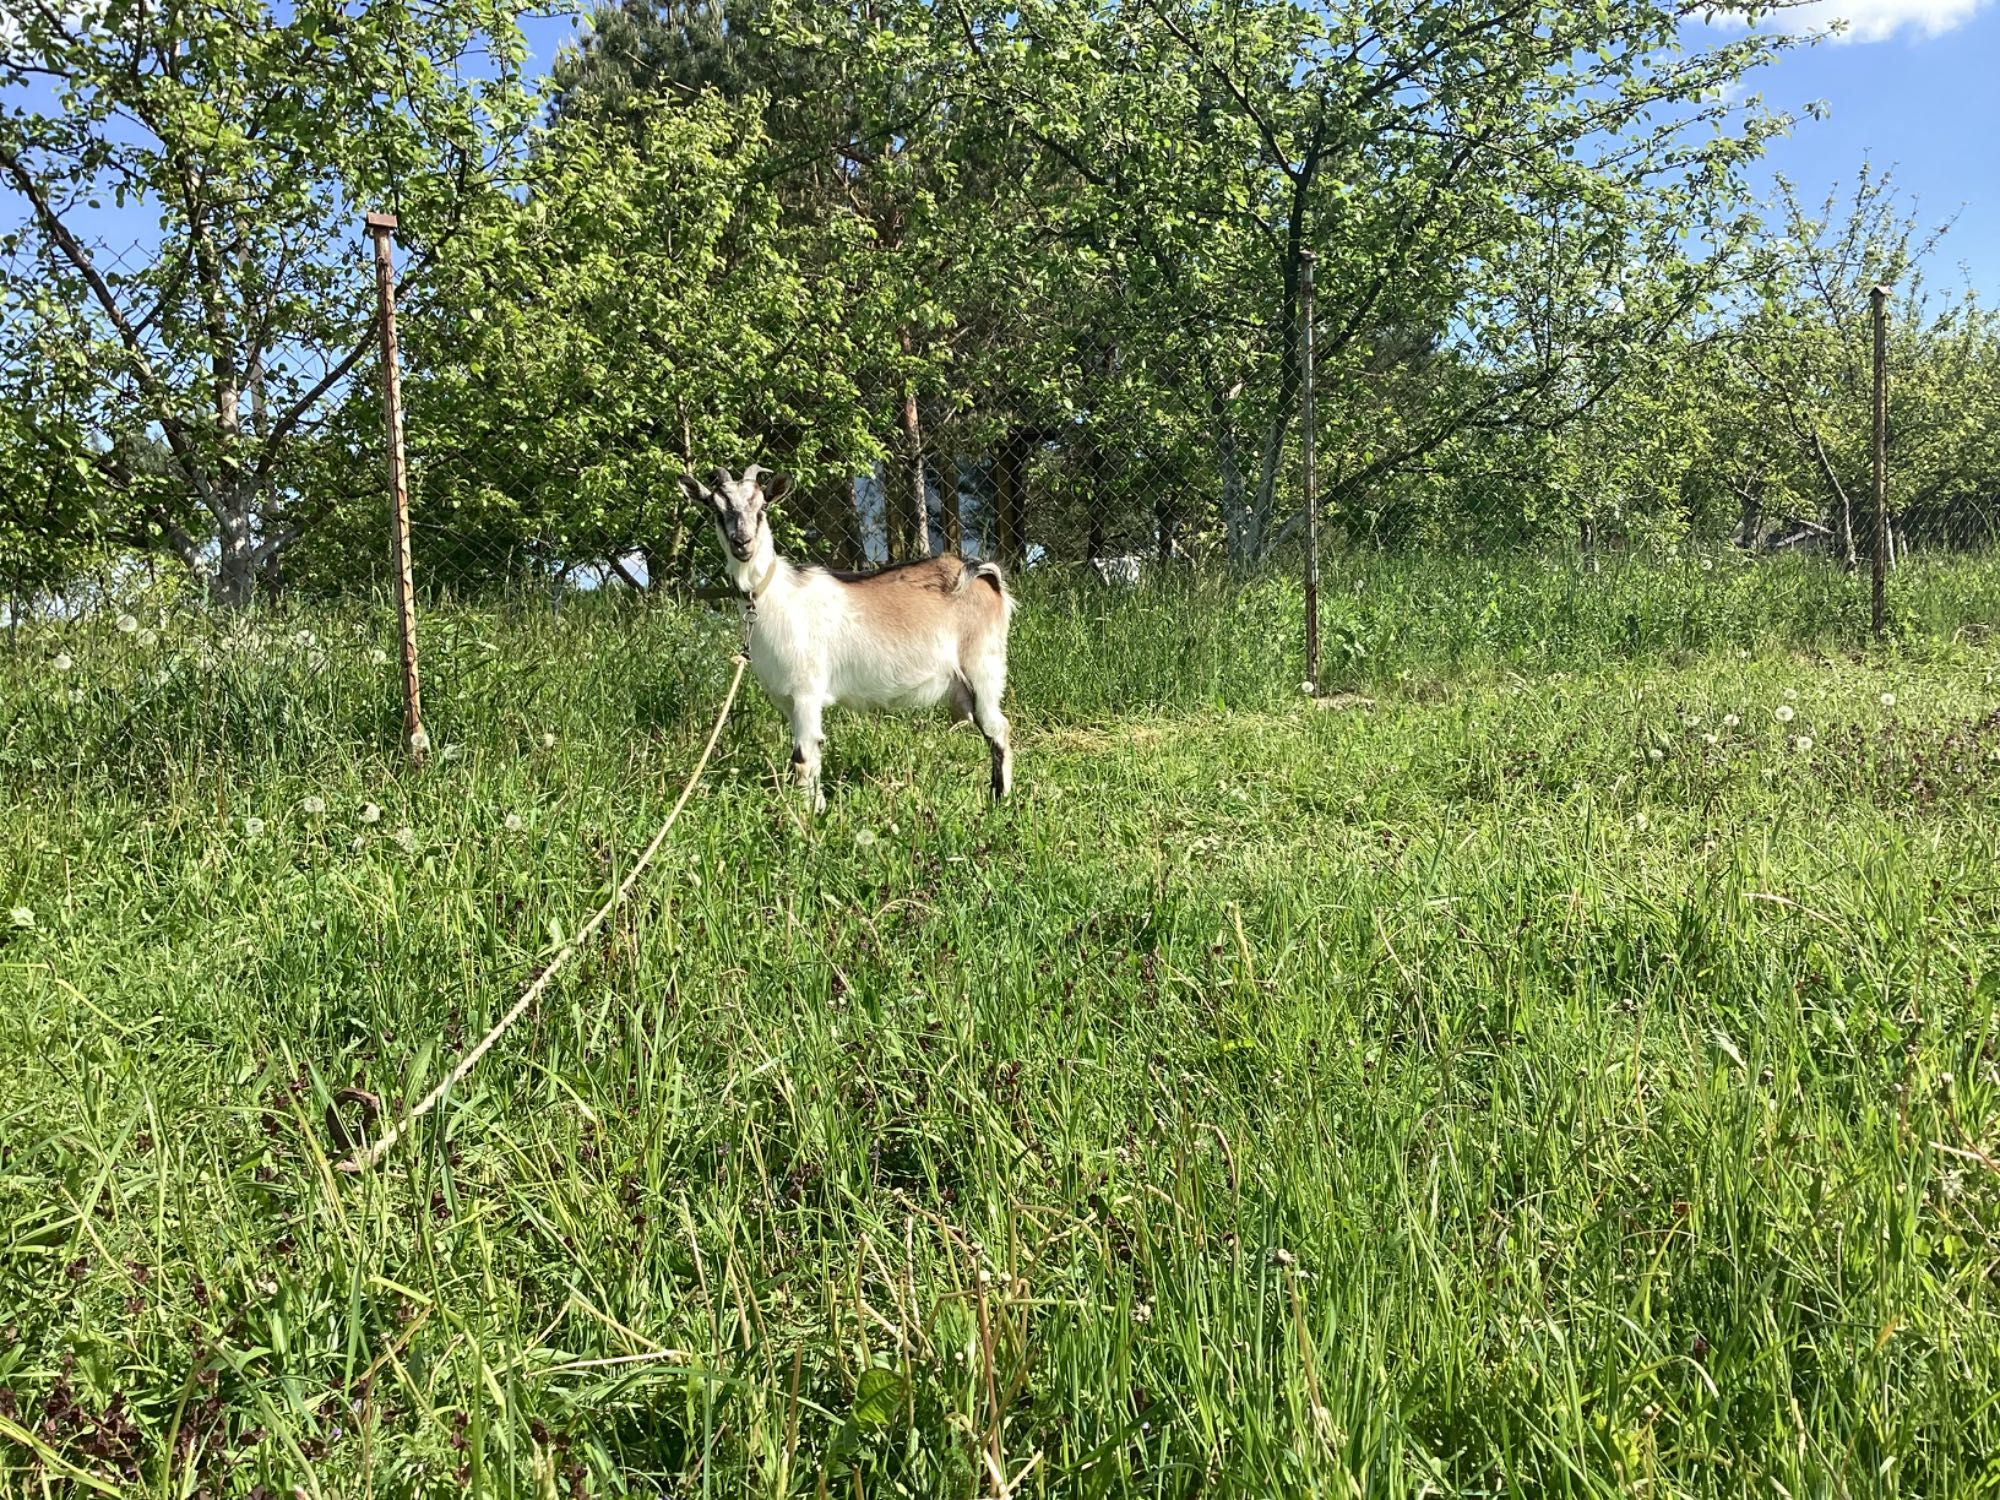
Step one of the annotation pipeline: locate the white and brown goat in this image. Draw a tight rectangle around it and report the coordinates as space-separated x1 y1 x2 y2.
681 465 1015 810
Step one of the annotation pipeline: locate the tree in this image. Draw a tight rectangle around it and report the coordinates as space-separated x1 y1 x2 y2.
1736 169 2000 562
911 0 1799 563
349 90 885 593
0 0 536 604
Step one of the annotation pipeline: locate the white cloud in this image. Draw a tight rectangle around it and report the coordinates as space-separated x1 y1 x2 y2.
1766 0 1990 40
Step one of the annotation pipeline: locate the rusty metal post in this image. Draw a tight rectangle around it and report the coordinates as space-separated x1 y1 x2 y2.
365 212 426 764
1870 283 1889 637
1300 250 1320 691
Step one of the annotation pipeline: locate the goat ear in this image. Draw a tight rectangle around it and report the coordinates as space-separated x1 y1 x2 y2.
678 472 712 506
742 465 791 504
708 465 733 490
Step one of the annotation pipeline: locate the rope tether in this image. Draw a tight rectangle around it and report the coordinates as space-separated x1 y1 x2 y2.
337 652 751 1174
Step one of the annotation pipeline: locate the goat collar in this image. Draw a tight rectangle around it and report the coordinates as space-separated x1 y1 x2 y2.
736 552 778 617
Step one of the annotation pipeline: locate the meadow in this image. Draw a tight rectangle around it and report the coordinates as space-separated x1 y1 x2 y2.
4 550 2000 1497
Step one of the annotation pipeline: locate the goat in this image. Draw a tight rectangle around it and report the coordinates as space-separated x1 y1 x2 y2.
681 464 1016 811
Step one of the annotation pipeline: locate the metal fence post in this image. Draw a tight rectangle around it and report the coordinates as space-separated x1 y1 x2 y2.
1870 283 1889 637
365 211 427 764
1300 249 1320 691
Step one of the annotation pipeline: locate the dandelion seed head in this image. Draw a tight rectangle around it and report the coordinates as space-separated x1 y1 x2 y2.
854 829 877 848
408 728 432 755
137 629 157 649
1881 692 1896 708
293 630 316 649
1783 688 1797 701
1634 812 1650 831
1647 747 1664 762
503 813 524 832
243 816 266 837
1774 704 1795 723
1723 713 1741 729
115 613 137 634
1794 735 1814 753
300 795 326 816
369 648 389 667
8 906 33 930
541 732 557 750
1299 680 1315 695
393 825 416 851
1702 732 1719 746
359 803 382 825
52 652 73 672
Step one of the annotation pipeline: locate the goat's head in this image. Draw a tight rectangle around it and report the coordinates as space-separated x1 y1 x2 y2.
681 465 791 565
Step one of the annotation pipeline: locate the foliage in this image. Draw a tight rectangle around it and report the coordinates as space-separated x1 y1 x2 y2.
865 0 1797 560
1396 171 2000 559
1733 169 2000 557
297 91 884 594
2 1 1999 597
358 0 1809 578
0 0 537 603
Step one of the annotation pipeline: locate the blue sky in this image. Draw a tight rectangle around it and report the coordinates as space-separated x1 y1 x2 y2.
1717 0 2000 296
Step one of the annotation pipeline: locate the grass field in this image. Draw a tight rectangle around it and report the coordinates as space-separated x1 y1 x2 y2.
4 551 2000 1497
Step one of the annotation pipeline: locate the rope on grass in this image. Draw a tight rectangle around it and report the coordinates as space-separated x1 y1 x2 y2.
336 652 751 1175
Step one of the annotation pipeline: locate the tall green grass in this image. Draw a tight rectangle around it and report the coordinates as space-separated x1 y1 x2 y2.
3 552 1999 1496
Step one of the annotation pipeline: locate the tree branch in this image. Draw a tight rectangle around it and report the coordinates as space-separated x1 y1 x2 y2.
0 143 224 518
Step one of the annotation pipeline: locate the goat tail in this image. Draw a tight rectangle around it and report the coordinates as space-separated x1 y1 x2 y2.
958 557 1015 613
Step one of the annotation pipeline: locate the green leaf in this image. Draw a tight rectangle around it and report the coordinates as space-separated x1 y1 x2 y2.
850 1365 904 1430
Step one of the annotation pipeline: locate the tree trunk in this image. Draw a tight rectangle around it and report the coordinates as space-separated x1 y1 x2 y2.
1240 187 1321 564
1217 400 1253 565
1087 514 1105 565
657 502 691 585
1736 484 1762 549
894 381 927 561
996 430 1031 570
1155 498 1176 563
213 503 257 606
804 469 859 569
1807 427 1858 571
1248 413 1287 562
935 452 961 556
